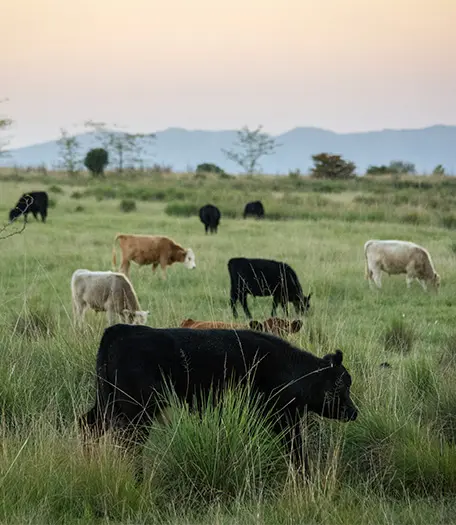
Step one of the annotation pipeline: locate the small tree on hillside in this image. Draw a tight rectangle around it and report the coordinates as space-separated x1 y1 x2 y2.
388 160 416 174
0 98 13 156
84 148 109 177
432 164 445 176
57 128 81 175
196 163 226 175
222 125 279 174
84 121 155 172
311 153 356 179
366 164 389 175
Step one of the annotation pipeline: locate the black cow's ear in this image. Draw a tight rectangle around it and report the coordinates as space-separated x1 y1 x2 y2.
333 349 343 366
322 349 343 367
249 320 263 331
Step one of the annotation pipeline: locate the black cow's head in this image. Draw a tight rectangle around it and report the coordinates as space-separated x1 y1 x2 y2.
308 349 357 422
9 208 22 223
293 292 312 315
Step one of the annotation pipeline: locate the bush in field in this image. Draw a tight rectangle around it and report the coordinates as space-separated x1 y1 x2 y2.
119 199 136 212
366 165 389 175
433 164 445 175
48 185 63 194
196 163 226 176
84 148 109 177
311 153 356 180
388 160 416 174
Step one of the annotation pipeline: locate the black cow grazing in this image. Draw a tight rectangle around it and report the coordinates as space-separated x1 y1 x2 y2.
199 204 221 234
9 191 49 223
228 257 312 319
243 200 264 219
79 324 357 483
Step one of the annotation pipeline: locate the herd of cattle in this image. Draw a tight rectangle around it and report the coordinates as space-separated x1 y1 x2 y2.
7 189 442 482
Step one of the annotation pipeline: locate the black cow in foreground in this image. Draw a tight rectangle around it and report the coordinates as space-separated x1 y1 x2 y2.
79 324 357 483
228 257 312 319
199 204 221 234
9 191 49 223
243 200 264 219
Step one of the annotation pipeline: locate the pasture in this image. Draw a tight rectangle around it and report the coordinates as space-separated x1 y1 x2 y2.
1 173 456 524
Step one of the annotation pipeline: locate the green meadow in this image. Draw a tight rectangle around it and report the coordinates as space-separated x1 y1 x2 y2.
1 171 456 524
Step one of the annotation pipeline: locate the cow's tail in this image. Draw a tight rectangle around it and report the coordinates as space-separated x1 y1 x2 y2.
112 234 121 270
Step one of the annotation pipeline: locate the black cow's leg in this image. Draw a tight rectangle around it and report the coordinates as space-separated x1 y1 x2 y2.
281 299 289 317
41 209 47 223
32 211 38 221
271 295 279 317
117 423 151 485
274 416 309 477
205 224 209 234
230 291 239 318
240 292 252 319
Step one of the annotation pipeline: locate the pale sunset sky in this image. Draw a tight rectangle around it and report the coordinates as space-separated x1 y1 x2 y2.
2 0 456 147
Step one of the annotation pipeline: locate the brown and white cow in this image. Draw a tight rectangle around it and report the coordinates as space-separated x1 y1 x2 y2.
364 240 440 291
71 269 149 327
180 317 303 337
112 234 196 279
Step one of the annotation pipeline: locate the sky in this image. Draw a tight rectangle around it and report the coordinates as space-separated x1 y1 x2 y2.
2 0 456 148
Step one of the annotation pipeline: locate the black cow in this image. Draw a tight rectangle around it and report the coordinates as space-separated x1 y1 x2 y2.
199 204 221 234
9 191 49 223
80 324 357 482
228 257 312 319
243 200 264 219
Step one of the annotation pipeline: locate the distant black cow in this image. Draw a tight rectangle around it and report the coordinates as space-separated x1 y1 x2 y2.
79 324 357 482
199 204 221 234
243 200 264 219
9 191 49 223
228 257 312 319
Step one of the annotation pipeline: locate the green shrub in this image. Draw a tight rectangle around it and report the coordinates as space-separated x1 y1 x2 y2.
70 191 83 199
165 202 200 217
48 185 63 194
441 214 456 230
119 199 136 213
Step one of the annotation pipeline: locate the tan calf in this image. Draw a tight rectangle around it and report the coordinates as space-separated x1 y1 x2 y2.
364 239 440 292
112 233 196 279
180 317 303 337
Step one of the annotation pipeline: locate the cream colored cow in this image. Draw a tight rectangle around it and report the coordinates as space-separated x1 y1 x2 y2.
71 269 149 327
364 240 440 291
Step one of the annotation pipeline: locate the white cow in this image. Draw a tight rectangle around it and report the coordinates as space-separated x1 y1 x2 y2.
364 240 440 291
71 269 149 327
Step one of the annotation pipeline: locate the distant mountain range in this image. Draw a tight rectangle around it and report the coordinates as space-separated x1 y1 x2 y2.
1 125 455 174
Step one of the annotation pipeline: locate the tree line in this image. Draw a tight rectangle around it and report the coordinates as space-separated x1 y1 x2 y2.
0 99 449 178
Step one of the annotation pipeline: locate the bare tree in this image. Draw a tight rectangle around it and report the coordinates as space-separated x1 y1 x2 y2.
222 125 280 174
84 121 155 172
57 128 81 175
0 98 13 157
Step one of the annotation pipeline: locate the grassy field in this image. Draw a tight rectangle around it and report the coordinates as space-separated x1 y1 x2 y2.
1 172 456 524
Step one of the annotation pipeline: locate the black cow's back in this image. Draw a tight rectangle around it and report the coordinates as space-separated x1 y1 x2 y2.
228 257 303 297
243 200 264 219
199 204 221 233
